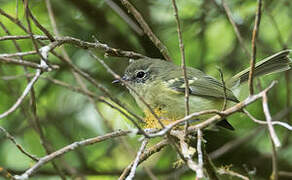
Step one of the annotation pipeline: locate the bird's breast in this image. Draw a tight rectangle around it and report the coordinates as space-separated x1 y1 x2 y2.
130 82 225 128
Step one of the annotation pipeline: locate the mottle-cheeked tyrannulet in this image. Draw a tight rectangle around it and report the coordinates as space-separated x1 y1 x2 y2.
118 50 291 129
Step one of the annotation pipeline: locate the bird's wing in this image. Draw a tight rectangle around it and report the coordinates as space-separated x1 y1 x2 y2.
165 72 239 102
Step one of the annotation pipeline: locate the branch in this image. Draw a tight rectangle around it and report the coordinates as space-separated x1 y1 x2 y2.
0 127 39 161
125 139 148 180
218 166 249 180
26 6 55 42
119 139 169 180
0 50 37 58
262 93 279 180
171 0 190 135
243 109 292 130
197 129 204 178
0 35 50 41
0 70 41 119
0 56 58 70
262 93 281 147
120 0 172 61
0 8 28 33
179 138 202 178
14 130 131 180
218 68 228 110
248 0 262 95
0 35 146 59
221 0 250 57
105 0 143 35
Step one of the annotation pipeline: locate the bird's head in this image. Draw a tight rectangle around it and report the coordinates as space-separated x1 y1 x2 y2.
117 58 171 87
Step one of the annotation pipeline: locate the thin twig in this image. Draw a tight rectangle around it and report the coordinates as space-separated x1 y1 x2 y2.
0 127 39 161
0 56 58 70
197 129 204 178
24 1 45 64
270 137 278 180
119 139 168 180
0 70 41 119
52 35 145 58
105 0 143 35
0 35 50 41
0 8 28 33
0 73 33 80
171 0 190 136
221 0 250 57
243 109 292 130
0 21 23 53
179 138 202 178
120 0 172 61
126 139 148 180
262 93 279 179
0 50 37 58
26 7 55 42
248 0 262 95
262 93 281 147
218 68 228 110
218 166 249 180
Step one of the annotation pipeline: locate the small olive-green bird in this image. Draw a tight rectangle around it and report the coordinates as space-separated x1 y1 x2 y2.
118 50 291 130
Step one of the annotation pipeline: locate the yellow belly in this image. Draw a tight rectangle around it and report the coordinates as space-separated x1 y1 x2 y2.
143 95 226 129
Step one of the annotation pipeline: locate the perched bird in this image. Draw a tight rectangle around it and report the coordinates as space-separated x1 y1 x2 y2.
116 50 291 130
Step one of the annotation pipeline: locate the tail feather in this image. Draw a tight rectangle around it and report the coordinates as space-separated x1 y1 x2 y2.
216 119 235 130
227 50 291 88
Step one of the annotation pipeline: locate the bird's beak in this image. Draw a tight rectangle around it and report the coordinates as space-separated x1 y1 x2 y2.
112 79 120 84
112 76 128 84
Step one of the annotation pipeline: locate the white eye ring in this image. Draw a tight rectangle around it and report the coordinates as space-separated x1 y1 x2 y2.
136 71 146 78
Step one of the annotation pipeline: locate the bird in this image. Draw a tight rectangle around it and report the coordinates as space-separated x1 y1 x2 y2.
115 50 291 130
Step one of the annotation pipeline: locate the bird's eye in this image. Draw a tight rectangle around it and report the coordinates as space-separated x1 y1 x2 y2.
136 71 146 78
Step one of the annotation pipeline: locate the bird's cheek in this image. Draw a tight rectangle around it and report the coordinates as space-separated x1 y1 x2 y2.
125 81 136 90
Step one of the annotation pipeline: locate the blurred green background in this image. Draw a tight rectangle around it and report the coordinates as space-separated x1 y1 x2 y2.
0 0 291 179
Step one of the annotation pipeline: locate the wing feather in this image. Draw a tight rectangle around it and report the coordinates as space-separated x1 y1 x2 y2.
166 73 239 102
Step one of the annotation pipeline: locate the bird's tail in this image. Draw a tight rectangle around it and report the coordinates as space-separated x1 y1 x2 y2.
227 50 291 88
